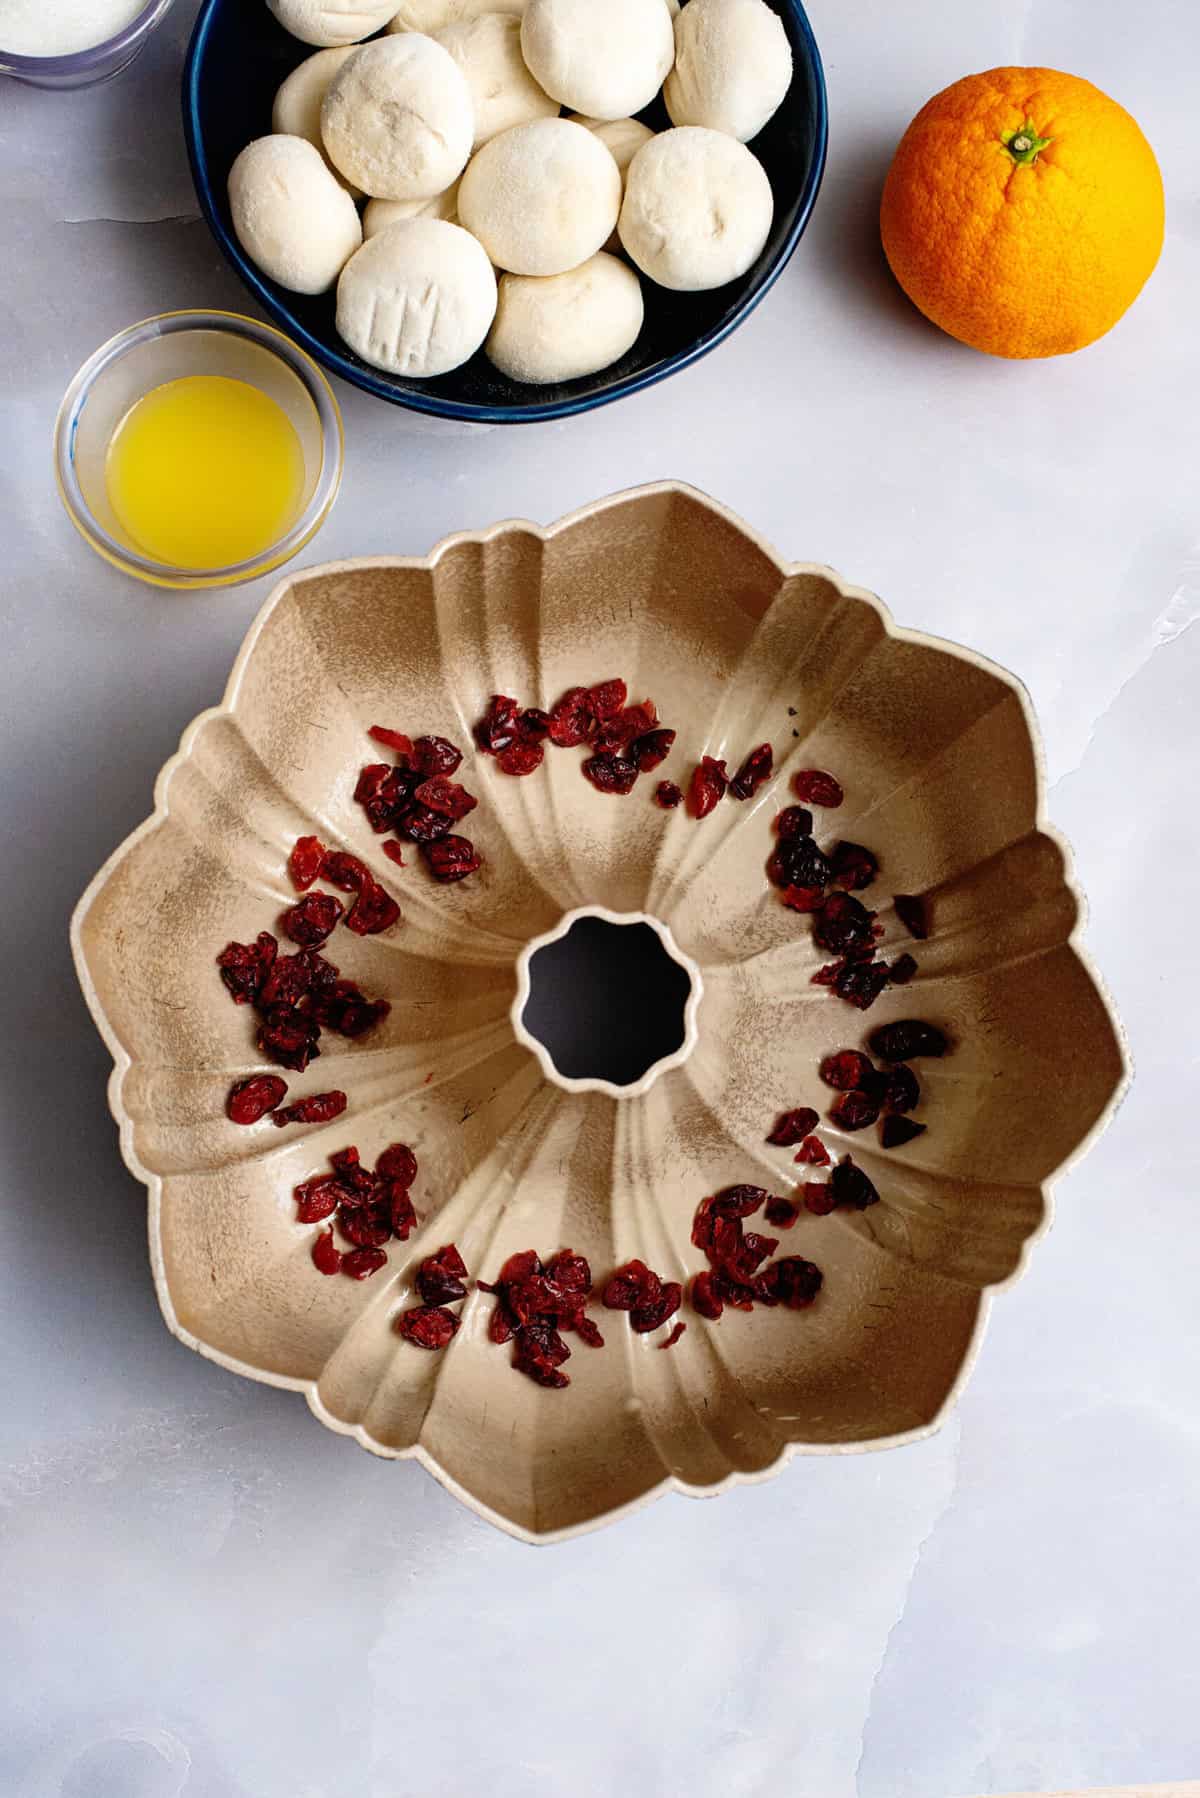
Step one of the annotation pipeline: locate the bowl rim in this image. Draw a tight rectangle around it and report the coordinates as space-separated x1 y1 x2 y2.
180 0 829 424
52 307 344 590
69 481 1133 1543
0 0 174 71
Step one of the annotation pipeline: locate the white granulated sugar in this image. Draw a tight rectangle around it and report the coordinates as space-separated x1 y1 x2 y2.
363 183 461 237
229 135 362 294
619 125 773 291
0 0 145 56
266 0 397 48
272 47 363 195
435 14 557 147
520 0 674 122
321 33 474 200
336 218 497 376
486 252 644 384
387 0 524 29
664 0 792 143
457 117 622 276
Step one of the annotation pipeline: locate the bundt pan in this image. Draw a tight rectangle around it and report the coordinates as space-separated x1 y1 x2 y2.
71 484 1128 1542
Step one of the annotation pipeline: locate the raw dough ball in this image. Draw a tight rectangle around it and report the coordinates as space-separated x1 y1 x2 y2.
664 0 792 143
336 218 497 375
435 14 558 147
363 182 460 236
520 0 674 121
458 117 621 275
321 33 474 199
229 135 362 294
266 0 397 47
486 252 644 383
272 47 362 195
568 114 654 249
387 0 523 29
619 126 773 291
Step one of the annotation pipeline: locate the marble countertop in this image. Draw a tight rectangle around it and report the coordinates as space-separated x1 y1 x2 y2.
2 2 1197 1793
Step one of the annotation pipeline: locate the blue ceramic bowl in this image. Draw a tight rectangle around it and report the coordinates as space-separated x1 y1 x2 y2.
183 0 827 425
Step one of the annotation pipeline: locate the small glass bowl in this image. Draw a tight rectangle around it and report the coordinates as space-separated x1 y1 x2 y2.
0 0 175 88
54 310 343 590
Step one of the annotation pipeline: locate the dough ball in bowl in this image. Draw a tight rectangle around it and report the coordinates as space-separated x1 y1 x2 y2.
266 0 398 47
664 0 793 143
363 182 460 236
336 218 497 376
520 0 674 121
229 135 362 294
272 47 362 195
321 34 474 199
619 126 773 291
388 0 524 29
568 114 654 250
458 117 621 275
487 252 644 383
435 14 558 147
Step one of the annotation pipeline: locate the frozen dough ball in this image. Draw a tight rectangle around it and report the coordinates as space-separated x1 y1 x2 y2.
321 33 474 199
664 0 793 142
567 114 653 250
520 0 674 121
619 126 773 291
336 218 497 376
457 117 621 276
266 0 397 47
229 135 362 294
435 14 558 147
363 182 460 236
272 47 362 195
486 252 644 383
387 0 524 29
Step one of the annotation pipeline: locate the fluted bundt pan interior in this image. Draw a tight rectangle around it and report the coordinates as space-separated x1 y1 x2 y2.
72 484 1128 1541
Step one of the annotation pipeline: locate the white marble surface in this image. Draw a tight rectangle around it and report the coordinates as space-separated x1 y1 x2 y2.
1 3 1198 1793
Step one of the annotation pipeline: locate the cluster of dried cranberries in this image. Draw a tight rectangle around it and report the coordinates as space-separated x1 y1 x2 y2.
479 1249 605 1388
297 1141 421 1281
475 679 678 799
689 1186 824 1322
820 1025 947 1151
395 1243 471 1349
686 742 774 820
602 1259 685 1342
353 727 482 884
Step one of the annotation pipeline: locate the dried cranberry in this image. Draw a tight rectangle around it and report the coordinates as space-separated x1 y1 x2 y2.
421 835 482 883
396 803 453 844
414 776 477 821
344 880 401 937
775 806 814 839
765 1196 800 1228
710 1270 757 1312
894 894 930 940
338 1202 392 1249
593 703 658 755
289 837 326 891
377 1143 418 1186
513 1327 571 1388
396 1305 460 1349
830 1157 880 1210
813 892 876 955
767 1108 819 1147
768 835 832 892
574 1316 605 1348
783 886 825 914
281 893 344 948
342 1246 388 1280
516 708 551 743
311 1228 343 1275
582 752 639 795
794 1136 831 1167
294 1175 342 1223
629 728 676 773
803 1183 836 1216
386 1185 418 1240
761 1256 823 1309
590 678 627 720
830 841 880 891
820 1050 874 1090
792 770 843 808
655 781 683 809
712 1185 770 1218
226 1074 288 1125
474 695 520 756
488 1301 518 1344
368 725 415 758
881 1116 927 1150
497 1249 542 1285
217 932 278 1005
412 735 462 777
270 1090 347 1128
833 960 891 1011
312 980 390 1038
691 1272 724 1320
729 743 774 800
868 1020 949 1061
381 841 406 868
543 1250 591 1293
630 1281 683 1333
659 1321 687 1350
547 687 596 748
257 949 331 1011
687 756 728 819
889 953 919 986
496 740 544 777
355 763 415 833
830 1088 881 1131
718 1223 778 1282
883 1064 920 1113
603 1260 661 1311
257 1005 320 1072
321 850 372 893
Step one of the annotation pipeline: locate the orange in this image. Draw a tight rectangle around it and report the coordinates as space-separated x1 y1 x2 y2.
880 67 1164 358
